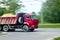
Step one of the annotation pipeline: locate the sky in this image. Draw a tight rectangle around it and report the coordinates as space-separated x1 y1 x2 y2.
0 0 46 14
17 0 46 13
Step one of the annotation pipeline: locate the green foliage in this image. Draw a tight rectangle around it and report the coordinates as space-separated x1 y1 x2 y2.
0 8 8 16
54 37 60 40
39 25 60 28
37 15 40 22
42 0 60 23
32 12 36 15
0 0 22 16
37 12 41 22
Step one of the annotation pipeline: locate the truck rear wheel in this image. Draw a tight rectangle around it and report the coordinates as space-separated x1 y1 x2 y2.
22 25 29 32
3 25 9 32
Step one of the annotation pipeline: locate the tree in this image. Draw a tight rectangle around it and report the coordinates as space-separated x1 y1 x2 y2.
37 12 41 23
0 0 22 16
32 12 36 15
41 0 60 23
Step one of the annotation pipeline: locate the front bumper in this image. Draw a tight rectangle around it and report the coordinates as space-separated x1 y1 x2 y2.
29 25 38 29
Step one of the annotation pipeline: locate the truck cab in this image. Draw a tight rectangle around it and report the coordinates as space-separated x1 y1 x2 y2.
18 13 39 31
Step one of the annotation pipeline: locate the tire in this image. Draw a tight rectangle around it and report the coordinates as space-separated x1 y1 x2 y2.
3 25 9 32
29 29 34 32
22 25 29 32
18 17 23 24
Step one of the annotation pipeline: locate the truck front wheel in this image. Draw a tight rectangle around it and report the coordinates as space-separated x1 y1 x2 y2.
22 25 29 32
3 25 9 32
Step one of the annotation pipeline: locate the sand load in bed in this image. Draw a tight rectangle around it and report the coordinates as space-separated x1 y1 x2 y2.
1 13 16 17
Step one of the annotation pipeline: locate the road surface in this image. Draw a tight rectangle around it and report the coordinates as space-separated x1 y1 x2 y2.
0 28 60 40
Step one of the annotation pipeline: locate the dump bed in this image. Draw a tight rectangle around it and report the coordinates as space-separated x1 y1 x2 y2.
0 14 18 24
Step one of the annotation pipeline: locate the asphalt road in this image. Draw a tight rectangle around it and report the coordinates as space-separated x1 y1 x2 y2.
0 28 60 40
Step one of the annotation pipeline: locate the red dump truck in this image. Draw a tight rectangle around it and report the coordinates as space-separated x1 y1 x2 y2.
0 13 39 32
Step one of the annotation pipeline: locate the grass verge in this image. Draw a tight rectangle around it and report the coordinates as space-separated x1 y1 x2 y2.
53 37 60 40
0 32 2 35
0 32 7 36
39 24 60 28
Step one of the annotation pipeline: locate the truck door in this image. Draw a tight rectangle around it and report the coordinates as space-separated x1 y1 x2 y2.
24 14 32 22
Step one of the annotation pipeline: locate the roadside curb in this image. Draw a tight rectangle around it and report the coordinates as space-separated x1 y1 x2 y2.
48 36 60 40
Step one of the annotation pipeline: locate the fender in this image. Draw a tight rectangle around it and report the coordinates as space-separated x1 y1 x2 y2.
24 22 29 25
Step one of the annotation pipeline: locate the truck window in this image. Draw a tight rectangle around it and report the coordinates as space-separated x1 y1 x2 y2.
26 16 31 18
32 15 37 19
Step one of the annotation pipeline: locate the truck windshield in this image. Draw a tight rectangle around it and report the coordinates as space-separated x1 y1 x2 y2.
32 15 37 19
